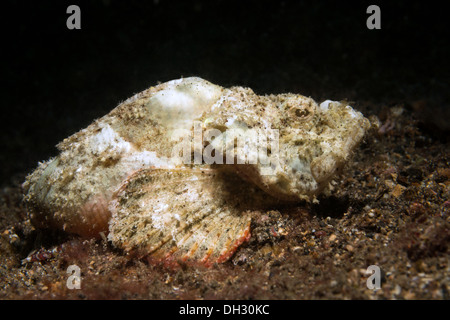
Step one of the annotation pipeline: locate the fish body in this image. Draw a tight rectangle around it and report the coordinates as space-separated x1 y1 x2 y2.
23 77 370 266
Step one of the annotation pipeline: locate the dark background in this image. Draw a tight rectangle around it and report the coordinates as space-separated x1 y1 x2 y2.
1 0 449 186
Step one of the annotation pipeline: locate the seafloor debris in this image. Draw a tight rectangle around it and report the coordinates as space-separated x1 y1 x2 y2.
23 77 370 267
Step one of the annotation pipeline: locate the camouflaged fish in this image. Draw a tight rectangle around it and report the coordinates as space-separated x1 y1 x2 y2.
23 77 370 267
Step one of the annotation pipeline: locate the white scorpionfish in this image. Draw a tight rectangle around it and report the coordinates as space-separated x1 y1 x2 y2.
23 77 370 267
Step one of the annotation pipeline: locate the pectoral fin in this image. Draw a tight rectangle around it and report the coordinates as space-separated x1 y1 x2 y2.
108 168 275 267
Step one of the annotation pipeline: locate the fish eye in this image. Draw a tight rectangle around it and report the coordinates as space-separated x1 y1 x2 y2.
294 108 311 118
286 103 314 121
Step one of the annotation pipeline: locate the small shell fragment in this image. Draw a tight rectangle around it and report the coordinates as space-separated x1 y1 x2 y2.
23 77 370 267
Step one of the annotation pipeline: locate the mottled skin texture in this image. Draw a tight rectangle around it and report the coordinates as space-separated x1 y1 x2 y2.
201 91 370 201
23 77 369 266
